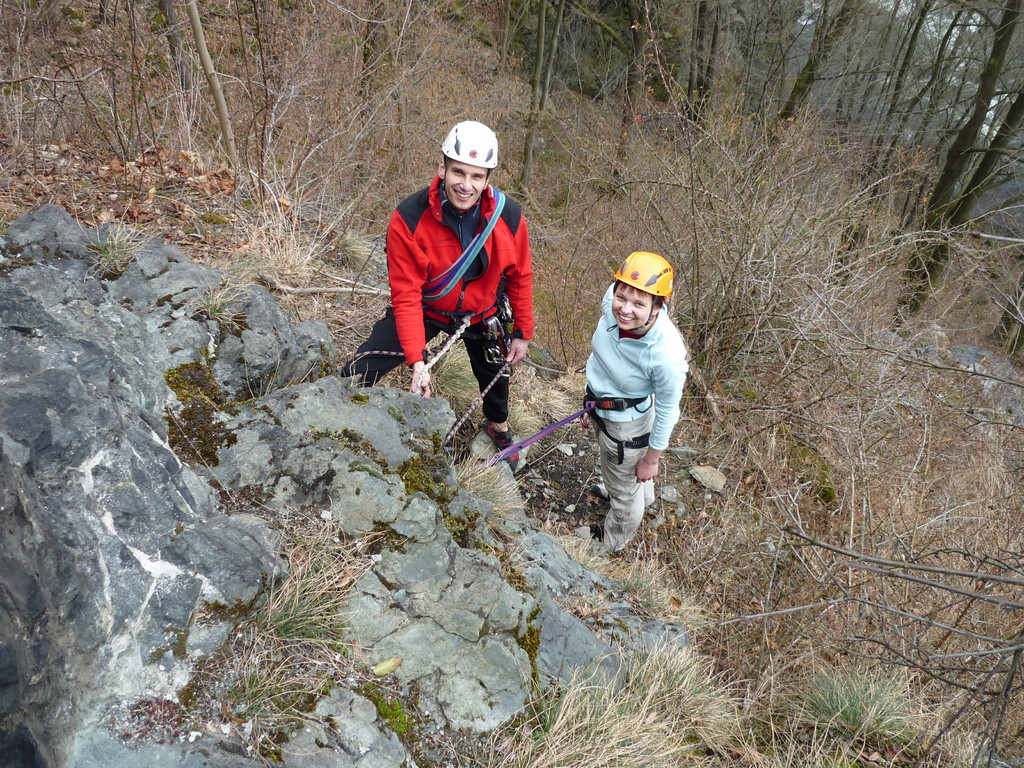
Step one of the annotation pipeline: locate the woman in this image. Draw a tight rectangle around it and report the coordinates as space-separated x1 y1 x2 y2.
580 251 689 552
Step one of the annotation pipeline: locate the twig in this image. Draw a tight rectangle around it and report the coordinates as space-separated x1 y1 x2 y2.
522 358 568 375
687 363 724 423
841 560 1024 610
0 67 104 86
260 276 386 297
320 270 386 293
717 597 850 626
967 231 1024 245
853 596 1008 645
785 526 1024 589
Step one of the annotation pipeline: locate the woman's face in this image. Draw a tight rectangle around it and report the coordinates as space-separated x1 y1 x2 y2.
612 283 659 333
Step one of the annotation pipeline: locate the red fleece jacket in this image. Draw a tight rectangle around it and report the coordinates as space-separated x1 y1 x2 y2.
386 178 534 364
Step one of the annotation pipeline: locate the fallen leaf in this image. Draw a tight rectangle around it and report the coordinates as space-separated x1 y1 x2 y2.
372 657 403 676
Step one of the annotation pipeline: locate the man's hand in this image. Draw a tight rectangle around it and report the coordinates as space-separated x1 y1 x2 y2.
410 361 432 397
505 338 530 366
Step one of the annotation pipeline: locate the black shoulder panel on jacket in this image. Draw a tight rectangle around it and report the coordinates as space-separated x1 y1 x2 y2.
499 194 522 236
396 187 431 235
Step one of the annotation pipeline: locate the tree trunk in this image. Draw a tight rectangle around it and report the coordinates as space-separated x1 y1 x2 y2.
184 0 239 170
778 0 859 121
157 0 193 92
519 0 548 191
995 269 1024 356
615 0 648 168
925 0 1022 223
883 0 932 128
904 0 1023 310
948 87 1024 227
873 0 934 171
360 1 393 97
687 0 719 120
539 0 566 113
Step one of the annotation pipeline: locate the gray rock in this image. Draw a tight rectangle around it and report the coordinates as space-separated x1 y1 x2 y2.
0 206 696 767
281 689 414 768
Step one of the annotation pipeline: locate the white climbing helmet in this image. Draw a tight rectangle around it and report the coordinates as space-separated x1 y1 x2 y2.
441 120 498 169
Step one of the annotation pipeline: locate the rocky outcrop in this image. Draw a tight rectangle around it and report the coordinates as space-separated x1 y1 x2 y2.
0 206 688 768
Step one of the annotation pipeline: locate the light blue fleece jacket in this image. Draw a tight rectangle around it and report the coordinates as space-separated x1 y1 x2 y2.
585 285 689 450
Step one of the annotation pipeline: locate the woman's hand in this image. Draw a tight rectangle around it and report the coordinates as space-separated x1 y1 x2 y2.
635 449 662 482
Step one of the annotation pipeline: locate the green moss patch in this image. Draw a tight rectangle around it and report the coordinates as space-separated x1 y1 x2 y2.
164 361 237 467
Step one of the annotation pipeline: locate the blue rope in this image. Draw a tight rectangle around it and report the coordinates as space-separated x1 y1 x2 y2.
423 189 506 302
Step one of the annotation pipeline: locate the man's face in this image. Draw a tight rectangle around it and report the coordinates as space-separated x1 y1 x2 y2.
439 159 489 212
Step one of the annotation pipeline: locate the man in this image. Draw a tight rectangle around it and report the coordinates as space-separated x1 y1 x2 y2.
341 120 534 468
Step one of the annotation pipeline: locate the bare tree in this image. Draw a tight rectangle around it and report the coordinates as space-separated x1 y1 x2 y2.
687 0 720 120
904 0 1023 311
615 0 649 168
156 0 193 92
778 0 862 121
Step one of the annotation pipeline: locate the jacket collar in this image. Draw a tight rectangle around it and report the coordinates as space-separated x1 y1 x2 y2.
429 176 496 222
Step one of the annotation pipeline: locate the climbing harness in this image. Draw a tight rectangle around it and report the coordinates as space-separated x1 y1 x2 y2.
422 189 505 302
588 409 651 464
584 386 652 464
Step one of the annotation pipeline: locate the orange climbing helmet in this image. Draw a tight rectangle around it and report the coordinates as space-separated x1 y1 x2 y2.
614 251 674 300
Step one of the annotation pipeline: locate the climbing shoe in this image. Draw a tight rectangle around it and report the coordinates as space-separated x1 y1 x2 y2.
574 523 604 541
485 421 520 472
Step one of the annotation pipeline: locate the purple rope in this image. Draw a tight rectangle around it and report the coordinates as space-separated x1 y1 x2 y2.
484 402 596 467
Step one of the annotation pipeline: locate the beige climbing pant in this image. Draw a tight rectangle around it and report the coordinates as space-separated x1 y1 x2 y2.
593 407 655 552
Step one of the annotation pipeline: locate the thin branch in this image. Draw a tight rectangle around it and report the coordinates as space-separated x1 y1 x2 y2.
785 527 1024 589
843 561 1024 610
319 270 386 293
853 597 1008 645
968 230 1024 245
260 276 386 297
0 67 104 85
717 598 850 626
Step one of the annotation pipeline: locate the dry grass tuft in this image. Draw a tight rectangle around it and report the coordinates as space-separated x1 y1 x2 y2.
186 281 251 332
86 225 144 276
786 666 923 750
186 517 372 756
481 642 744 768
456 459 522 524
234 204 343 284
431 344 482 418
605 552 707 627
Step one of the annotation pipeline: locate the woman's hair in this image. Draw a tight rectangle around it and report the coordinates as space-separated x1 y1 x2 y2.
614 280 666 309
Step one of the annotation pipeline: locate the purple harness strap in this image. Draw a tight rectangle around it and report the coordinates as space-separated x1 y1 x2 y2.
484 402 596 467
